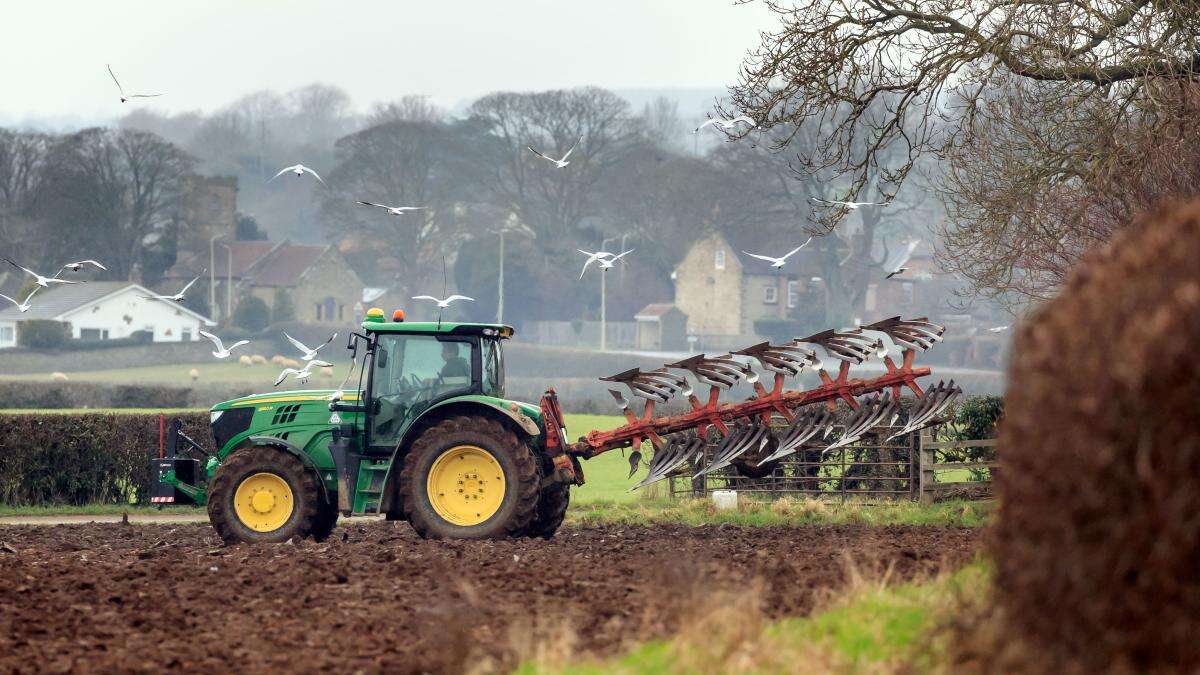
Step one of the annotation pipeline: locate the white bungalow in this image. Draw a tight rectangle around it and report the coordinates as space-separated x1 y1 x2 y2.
0 282 214 349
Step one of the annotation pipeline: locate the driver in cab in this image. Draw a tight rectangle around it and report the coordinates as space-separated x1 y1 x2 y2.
438 342 469 380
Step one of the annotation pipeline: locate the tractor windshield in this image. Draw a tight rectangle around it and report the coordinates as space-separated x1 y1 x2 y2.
481 337 505 398
368 334 475 451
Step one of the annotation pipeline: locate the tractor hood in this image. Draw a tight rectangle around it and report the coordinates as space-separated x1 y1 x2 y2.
211 389 359 412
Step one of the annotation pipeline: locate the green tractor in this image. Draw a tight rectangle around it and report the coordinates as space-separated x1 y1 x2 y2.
153 307 579 544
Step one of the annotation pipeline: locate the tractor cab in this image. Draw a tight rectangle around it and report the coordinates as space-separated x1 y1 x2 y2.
355 309 513 455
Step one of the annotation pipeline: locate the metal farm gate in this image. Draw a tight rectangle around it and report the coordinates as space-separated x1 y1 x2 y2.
668 426 920 501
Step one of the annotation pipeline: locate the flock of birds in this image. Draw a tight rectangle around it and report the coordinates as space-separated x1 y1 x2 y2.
0 67 1007 389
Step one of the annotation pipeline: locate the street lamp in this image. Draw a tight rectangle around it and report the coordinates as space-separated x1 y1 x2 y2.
219 242 233 325
208 234 221 322
494 214 534 325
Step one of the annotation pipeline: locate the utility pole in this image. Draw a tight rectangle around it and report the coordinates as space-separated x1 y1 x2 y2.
496 228 505 324
220 243 233 325
600 269 607 351
209 234 219 322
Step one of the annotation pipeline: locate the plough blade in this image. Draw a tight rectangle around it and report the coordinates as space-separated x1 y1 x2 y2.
694 422 770 478
600 367 690 403
733 341 818 377
862 316 945 352
887 380 962 439
826 393 899 450
760 408 835 463
796 329 879 364
666 354 748 389
629 437 706 491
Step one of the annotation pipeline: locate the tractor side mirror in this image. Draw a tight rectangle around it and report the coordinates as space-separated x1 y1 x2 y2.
376 347 388 369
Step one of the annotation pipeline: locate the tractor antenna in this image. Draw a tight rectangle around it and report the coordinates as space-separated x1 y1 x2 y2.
438 255 447 329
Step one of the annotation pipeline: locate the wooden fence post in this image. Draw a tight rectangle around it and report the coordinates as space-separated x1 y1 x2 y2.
918 428 936 505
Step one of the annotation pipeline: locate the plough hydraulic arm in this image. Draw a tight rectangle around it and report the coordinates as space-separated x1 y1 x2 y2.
546 317 961 489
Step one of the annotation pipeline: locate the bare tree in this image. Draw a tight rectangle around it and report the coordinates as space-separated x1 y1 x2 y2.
0 130 51 269
39 128 192 281
468 87 641 244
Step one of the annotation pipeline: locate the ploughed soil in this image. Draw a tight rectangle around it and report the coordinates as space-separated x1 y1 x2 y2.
0 521 979 674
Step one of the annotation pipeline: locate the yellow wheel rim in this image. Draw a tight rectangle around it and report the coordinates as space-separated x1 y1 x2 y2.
233 472 294 532
427 445 505 527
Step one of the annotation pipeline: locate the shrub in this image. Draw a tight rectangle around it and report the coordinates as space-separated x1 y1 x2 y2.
0 411 212 506
19 320 67 349
991 200 1200 671
272 288 296 323
232 294 271 332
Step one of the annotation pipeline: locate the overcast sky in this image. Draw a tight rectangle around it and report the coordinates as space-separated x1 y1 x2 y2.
2 0 774 126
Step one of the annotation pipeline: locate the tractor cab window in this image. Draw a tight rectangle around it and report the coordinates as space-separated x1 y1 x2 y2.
369 334 476 451
481 338 505 398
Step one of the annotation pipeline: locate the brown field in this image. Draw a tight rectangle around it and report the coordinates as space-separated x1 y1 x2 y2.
0 521 979 673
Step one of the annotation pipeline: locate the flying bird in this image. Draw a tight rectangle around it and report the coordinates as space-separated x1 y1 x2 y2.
141 275 202 302
987 325 1010 333
274 360 333 387
106 65 163 103
284 331 337 361
199 330 250 359
269 164 328 187
694 116 756 133
356 201 426 216
4 259 80 288
0 287 38 313
577 249 617 279
59 260 107 273
528 136 582 168
742 238 813 268
811 197 892 210
883 240 919 279
596 249 634 271
412 294 474 309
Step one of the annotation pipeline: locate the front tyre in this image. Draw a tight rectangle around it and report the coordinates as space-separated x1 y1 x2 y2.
207 446 320 544
399 416 539 539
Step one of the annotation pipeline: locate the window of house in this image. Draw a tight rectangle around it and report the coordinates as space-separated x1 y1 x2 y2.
315 303 322 321
902 282 915 305
181 328 192 342
714 249 726 270
338 304 344 321
0 326 13 343
787 280 800 308
763 286 778 304
80 328 109 340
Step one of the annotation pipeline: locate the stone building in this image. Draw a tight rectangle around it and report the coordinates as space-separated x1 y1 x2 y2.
177 175 238 254
672 232 821 349
165 241 363 327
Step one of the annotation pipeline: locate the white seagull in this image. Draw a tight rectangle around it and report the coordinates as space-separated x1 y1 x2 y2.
141 275 202 302
528 136 582 168
269 164 328 187
412 294 474 309
106 65 163 103
577 249 617 279
742 238 813 268
199 330 250 359
0 287 38 313
284 331 338 361
356 201 426 216
4 259 80 288
59 259 107 273
988 325 1010 333
694 116 756 133
812 197 892 210
274 359 333 387
596 249 634 271
884 241 919 279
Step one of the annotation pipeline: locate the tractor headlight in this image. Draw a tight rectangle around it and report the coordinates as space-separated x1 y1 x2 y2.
210 410 224 424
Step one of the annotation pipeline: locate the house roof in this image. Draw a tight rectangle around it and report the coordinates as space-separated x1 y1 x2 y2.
707 230 824 277
0 281 213 324
634 303 678 321
249 244 328 287
166 241 280 279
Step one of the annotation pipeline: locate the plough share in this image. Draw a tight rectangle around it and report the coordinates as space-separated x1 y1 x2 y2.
548 317 961 489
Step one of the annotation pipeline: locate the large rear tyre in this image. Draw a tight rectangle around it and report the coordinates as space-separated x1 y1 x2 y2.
207 446 320 544
523 481 570 539
310 493 338 542
399 416 539 539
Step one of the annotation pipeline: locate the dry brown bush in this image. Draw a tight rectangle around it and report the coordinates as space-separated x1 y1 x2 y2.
988 200 1200 671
